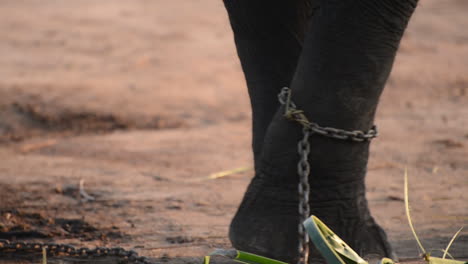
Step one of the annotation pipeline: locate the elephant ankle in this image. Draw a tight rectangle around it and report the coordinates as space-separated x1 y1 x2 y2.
310 179 372 220
310 178 366 202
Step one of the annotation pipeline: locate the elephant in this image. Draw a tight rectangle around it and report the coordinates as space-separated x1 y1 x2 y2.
221 0 419 263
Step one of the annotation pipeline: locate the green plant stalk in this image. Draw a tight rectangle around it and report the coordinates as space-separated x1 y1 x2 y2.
235 251 288 264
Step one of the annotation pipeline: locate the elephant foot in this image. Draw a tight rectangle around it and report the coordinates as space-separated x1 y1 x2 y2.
308 180 397 262
229 171 396 264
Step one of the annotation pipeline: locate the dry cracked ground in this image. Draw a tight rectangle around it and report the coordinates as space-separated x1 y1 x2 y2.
0 0 467 263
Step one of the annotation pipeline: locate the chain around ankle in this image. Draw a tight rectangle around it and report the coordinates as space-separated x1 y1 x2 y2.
278 87 378 142
278 87 377 264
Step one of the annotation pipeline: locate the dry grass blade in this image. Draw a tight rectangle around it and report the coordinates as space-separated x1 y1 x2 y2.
207 166 252 180
187 166 253 182
442 227 464 259
404 169 427 255
42 246 47 264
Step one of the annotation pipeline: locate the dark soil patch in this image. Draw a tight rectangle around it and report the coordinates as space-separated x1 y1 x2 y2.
0 210 124 242
0 184 128 243
165 236 202 244
0 102 184 144
13 102 131 131
53 218 98 235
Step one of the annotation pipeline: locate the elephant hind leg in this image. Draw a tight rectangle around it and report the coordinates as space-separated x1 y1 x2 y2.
222 0 317 170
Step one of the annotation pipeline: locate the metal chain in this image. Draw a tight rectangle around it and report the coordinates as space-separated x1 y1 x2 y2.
278 87 378 142
278 87 378 264
0 239 153 264
297 128 311 264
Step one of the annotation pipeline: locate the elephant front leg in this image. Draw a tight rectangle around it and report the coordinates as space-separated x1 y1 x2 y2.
229 0 418 263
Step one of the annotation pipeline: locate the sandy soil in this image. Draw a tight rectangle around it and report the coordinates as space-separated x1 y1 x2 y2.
0 0 467 263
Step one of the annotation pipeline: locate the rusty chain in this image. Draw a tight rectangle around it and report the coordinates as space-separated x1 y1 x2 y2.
0 239 153 264
278 87 378 142
278 87 378 264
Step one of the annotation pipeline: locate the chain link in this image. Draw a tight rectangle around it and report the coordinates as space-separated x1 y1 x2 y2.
278 87 377 264
0 239 153 264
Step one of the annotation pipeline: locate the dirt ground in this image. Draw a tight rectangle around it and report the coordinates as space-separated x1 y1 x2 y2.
0 0 467 263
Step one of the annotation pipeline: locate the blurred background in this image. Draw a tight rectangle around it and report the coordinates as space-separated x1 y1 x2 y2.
0 0 467 262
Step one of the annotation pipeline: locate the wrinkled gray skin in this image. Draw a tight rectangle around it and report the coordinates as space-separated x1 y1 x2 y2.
222 0 418 263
